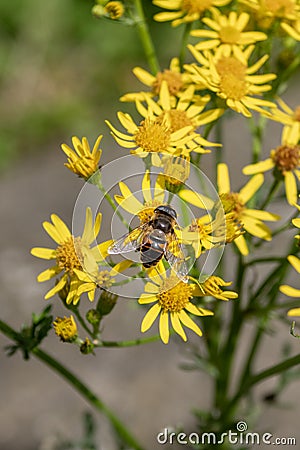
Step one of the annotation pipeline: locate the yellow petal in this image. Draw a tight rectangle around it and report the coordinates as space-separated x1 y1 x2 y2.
110 259 132 275
81 207 93 244
185 302 213 316
144 282 159 294
138 293 158 304
44 275 67 299
160 80 171 111
234 235 249 255
50 214 71 242
243 159 274 175
280 285 300 298
31 247 56 259
285 171 297 205
243 209 280 221
217 163 230 193
37 266 61 282
179 189 214 210
170 312 187 341
142 171 152 204
287 308 300 316
178 310 202 337
43 222 64 245
239 174 264 203
132 66 155 86
288 255 300 273
141 303 161 332
159 311 170 344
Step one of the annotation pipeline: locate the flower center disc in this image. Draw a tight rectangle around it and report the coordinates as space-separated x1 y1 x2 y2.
135 119 171 153
182 0 212 14
264 0 294 16
153 70 183 96
56 236 84 275
272 144 300 172
219 26 241 44
158 277 194 312
216 57 248 100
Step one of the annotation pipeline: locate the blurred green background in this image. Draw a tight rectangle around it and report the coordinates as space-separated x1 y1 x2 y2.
0 0 183 171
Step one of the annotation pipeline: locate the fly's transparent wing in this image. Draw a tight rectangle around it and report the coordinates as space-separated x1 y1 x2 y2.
165 236 189 283
108 224 147 254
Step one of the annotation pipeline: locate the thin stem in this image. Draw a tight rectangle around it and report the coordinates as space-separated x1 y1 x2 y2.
97 334 161 347
133 0 159 74
0 319 144 450
96 181 129 230
259 178 281 211
179 23 192 69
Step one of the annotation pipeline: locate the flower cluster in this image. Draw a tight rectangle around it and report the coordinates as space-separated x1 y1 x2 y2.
31 0 300 347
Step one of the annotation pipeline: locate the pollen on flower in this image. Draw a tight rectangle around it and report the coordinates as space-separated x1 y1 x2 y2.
182 0 212 14
271 144 300 173
219 26 242 44
159 110 194 133
56 236 84 275
134 119 171 153
137 201 162 223
264 0 295 16
216 57 248 100
53 316 78 342
158 277 194 313
219 193 245 218
152 70 183 96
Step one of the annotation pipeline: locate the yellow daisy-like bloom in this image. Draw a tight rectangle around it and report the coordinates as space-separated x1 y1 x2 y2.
161 154 190 193
139 272 214 343
243 130 300 205
280 255 300 316
74 260 132 302
268 98 300 145
137 81 223 155
198 275 238 300
179 163 280 255
31 207 109 304
120 58 191 103
239 0 300 29
53 315 78 342
106 109 196 158
61 135 102 180
191 8 267 53
153 0 232 27
186 45 276 117
114 171 166 224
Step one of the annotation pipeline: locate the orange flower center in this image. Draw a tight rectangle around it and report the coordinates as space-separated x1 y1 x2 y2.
158 277 194 313
182 0 212 14
158 109 194 133
219 192 245 219
219 26 241 44
271 144 300 173
216 57 248 100
153 70 183 96
56 236 83 275
135 119 171 153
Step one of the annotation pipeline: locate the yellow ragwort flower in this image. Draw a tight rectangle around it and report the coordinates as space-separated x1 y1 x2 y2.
53 315 78 342
120 58 191 103
280 255 300 316
239 0 300 29
186 45 276 117
243 129 300 205
191 8 267 53
61 135 103 180
179 163 281 255
197 275 238 300
153 0 232 27
139 272 214 343
31 207 109 304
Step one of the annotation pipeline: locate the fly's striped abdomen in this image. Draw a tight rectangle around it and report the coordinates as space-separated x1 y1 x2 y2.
140 229 166 268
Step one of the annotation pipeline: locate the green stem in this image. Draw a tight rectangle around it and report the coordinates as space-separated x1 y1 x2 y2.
96 181 129 230
259 178 281 211
133 0 159 74
97 334 161 347
0 319 144 450
179 23 192 69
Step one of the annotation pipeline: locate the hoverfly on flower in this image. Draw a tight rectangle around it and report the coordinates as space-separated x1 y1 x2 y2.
108 205 189 282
